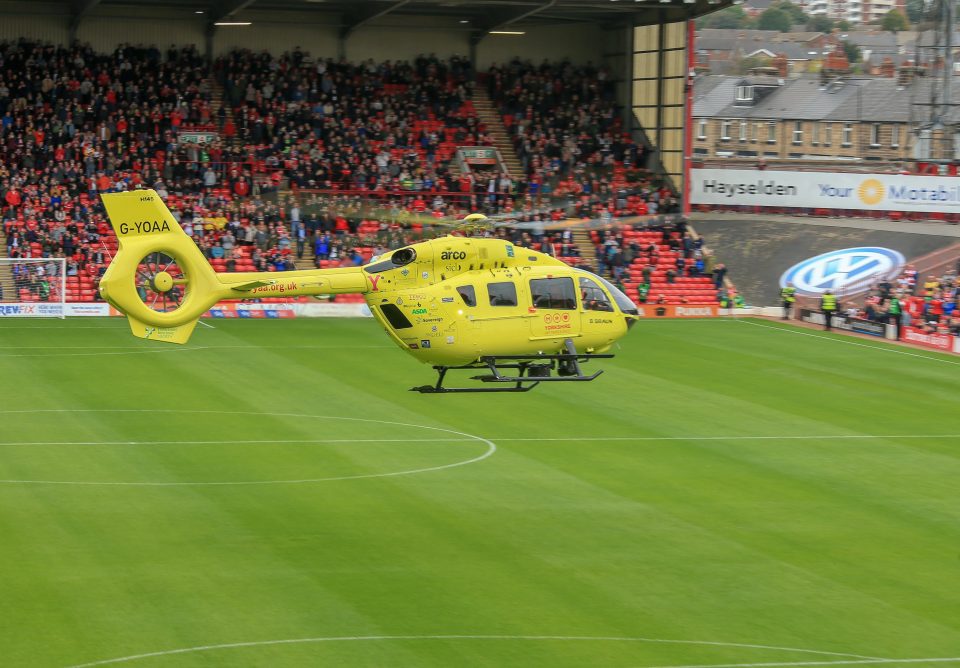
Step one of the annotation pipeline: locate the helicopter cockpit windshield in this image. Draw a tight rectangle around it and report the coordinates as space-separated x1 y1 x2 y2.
365 247 417 274
581 272 639 316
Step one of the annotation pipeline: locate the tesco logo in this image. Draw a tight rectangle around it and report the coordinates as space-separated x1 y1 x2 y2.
780 247 904 297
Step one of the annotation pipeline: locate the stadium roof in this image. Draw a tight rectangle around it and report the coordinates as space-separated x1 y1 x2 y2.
65 0 735 33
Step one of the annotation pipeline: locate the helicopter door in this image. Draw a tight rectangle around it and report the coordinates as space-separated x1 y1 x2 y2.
528 277 580 339
578 275 617 338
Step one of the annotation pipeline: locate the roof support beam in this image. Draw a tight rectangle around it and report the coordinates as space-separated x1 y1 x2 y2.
69 0 102 38
341 0 412 40
489 0 558 31
211 0 257 24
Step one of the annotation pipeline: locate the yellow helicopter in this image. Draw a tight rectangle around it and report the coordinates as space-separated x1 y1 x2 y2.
98 189 639 393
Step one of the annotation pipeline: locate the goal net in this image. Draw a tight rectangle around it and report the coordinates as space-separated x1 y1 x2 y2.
0 257 68 318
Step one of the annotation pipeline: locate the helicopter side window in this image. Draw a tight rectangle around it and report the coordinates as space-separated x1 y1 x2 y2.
457 285 477 307
487 281 518 307
529 277 576 310
578 276 614 312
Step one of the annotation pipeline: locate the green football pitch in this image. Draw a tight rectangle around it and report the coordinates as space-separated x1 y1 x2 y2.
1 316 959 667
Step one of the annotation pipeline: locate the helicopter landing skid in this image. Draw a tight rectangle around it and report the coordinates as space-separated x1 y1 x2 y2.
411 339 614 394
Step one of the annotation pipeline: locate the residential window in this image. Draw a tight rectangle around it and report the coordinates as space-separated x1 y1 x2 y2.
735 85 753 102
697 118 707 140
824 122 832 146
871 123 881 147
749 121 756 142
721 119 732 140
891 124 900 148
842 123 853 147
811 122 820 145
739 121 748 141
767 121 777 143
793 120 803 144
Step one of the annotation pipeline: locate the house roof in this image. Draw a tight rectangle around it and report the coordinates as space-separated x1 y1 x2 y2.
692 75 740 117
696 29 781 52
842 31 899 52
692 73 954 124
779 31 826 43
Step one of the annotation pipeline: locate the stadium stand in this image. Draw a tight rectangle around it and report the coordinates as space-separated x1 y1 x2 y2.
851 264 960 336
0 41 714 306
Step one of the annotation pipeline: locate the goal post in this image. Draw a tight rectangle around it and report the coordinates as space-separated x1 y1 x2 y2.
0 257 68 318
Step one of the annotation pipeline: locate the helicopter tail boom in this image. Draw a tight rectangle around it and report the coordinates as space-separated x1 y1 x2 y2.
99 190 368 344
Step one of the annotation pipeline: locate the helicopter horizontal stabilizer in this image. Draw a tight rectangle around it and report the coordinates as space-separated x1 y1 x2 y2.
125 314 198 345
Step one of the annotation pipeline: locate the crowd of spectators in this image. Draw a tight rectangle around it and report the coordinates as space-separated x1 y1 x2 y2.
487 59 651 210
215 49 483 196
0 39 689 306
586 216 727 306
851 263 960 337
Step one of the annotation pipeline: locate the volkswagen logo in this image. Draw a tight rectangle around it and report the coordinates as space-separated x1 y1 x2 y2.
780 247 904 297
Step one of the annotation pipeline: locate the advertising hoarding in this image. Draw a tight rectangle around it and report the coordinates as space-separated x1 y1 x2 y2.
692 169 960 213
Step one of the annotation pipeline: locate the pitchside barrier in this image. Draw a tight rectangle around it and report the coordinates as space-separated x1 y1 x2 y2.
900 326 959 353
798 308 896 339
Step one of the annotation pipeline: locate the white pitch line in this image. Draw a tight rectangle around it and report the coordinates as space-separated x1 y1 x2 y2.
736 319 960 368
0 409 496 486
489 434 960 442
5 434 958 449
65 634 884 668
644 657 960 668
0 438 477 447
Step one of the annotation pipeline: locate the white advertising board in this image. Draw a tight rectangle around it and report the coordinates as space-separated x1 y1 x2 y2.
0 303 65 317
691 168 960 213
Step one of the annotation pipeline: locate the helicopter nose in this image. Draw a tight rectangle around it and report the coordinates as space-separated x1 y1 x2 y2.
621 297 640 329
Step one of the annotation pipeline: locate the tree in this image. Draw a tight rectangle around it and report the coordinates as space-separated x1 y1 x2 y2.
698 5 751 29
837 19 851 31
735 55 773 74
881 9 910 33
841 40 861 64
905 0 925 24
807 15 834 33
758 7 793 32
774 0 808 27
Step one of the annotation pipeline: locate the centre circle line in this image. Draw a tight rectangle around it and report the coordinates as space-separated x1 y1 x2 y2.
65 634 890 668
0 409 496 487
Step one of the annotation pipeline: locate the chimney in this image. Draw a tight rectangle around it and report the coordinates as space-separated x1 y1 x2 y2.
897 59 916 86
773 53 789 77
822 46 851 74
880 57 895 78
